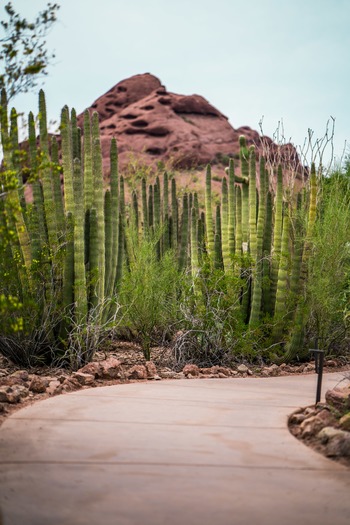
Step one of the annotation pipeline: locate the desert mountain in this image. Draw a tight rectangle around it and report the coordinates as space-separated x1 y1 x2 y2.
77 73 298 176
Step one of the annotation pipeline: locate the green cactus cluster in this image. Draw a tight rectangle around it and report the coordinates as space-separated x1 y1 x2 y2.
0 89 322 365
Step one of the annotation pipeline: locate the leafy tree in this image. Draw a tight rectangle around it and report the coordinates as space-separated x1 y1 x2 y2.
0 2 59 100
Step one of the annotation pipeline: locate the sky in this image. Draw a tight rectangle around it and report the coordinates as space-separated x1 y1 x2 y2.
6 0 350 167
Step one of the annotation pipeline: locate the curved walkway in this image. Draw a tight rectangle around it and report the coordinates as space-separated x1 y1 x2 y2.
0 372 349 525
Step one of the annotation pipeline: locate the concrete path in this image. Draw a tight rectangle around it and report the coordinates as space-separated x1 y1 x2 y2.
0 372 349 525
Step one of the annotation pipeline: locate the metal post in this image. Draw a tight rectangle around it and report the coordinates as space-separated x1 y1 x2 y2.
309 346 324 405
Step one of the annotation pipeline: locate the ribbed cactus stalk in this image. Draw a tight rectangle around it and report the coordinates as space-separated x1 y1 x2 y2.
178 193 189 271
148 184 153 229
154 177 161 229
141 177 148 235
239 136 250 246
214 205 224 270
132 190 139 232
60 106 74 214
62 211 74 315
171 177 178 250
235 185 243 257
283 163 318 360
262 190 273 315
228 158 236 259
39 90 57 251
50 136 65 239
190 207 199 278
104 189 112 297
248 145 257 260
71 108 80 161
9 107 25 213
205 164 214 261
221 177 230 272
73 158 88 322
83 110 93 212
249 156 267 326
0 91 32 270
272 202 291 341
88 208 99 309
91 114 105 307
28 111 47 250
105 138 119 302
162 171 169 253
270 165 283 314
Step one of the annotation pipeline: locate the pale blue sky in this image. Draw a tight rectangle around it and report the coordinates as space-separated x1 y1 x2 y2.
8 0 350 165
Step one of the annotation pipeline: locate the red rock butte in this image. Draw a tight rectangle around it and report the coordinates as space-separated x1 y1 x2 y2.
77 73 300 177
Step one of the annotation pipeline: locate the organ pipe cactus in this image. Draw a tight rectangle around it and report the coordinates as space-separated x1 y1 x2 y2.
205 164 214 261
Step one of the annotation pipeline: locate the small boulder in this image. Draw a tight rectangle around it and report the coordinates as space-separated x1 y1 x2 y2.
325 385 350 412
318 427 350 457
99 358 123 380
145 361 158 379
77 362 103 379
47 380 63 396
127 365 148 380
72 372 95 386
0 384 29 403
29 375 49 394
10 370 29 381
183 364 200 377
237 364 249 374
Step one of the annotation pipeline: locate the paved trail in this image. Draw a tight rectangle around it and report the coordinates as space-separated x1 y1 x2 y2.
0 372 349 525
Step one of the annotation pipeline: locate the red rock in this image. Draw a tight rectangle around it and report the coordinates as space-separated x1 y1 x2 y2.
183 364 200 377
145 361 158 379
76 73 302 178
325 385 350 411
62 377 82 392
127 365 147 380
10 370 29 381
29 375 49 394
78 362 103 379
47 380 63 396
0 385 28 403
99 358 123 379
71 372 95 386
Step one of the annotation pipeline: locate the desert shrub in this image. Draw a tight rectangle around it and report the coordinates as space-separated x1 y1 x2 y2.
306 169 350 355
117 229 186 360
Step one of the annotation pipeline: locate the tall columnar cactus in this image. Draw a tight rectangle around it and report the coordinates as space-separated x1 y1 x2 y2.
73 158 87 322
239 136 250 246
228 158 236 259
0 91 32 271
283 163 318 360
83 110 93 212
221 176 230 272
141 177 148 235
270 165 283 314
205 164 214 261
249 156 267 326
235 185 243 257
248 145 257 260
50 136 65 239
60 106 74 214
262 190 273 315
39 90 57 252
162 171 169 252
171 177 178 250
190 207 199 278
91 112 105 307
178 193 189 271
105 138 119 301
148 184 153 229
214 204 224 270
272 202 291 341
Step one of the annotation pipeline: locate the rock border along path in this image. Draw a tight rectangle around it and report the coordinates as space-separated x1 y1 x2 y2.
0 373 349 525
